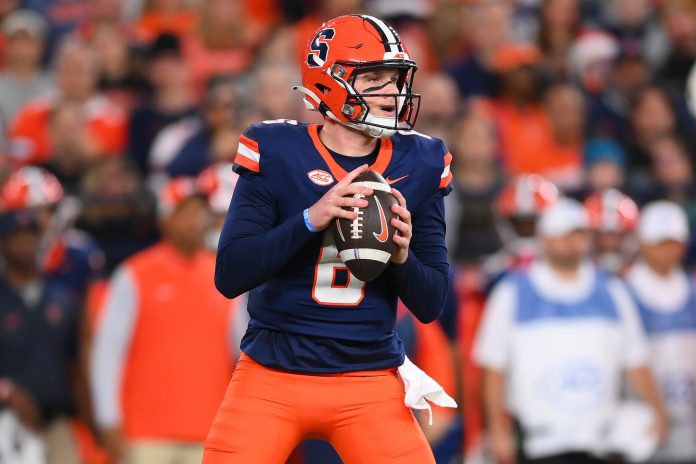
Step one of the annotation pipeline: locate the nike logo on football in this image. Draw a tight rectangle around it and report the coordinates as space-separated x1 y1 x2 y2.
373 197 389 243
386 175 409 185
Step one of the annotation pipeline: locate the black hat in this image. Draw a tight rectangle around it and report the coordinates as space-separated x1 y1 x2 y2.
146 33 182 61
0 209 39 236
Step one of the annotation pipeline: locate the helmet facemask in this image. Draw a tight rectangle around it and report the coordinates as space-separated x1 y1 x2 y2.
328 61 420 138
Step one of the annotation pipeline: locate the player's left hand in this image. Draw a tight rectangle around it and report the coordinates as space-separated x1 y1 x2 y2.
390 188 411 265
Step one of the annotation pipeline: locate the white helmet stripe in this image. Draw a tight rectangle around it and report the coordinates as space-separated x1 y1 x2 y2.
361 15 401 53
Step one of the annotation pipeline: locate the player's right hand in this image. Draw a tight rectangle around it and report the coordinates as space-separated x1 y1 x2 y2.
101 426 128 462
6 384 41 430
490 428 517 464
307 164 373 231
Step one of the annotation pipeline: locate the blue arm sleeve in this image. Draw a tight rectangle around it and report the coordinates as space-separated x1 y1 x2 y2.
214 173 316 299
391 195 450 324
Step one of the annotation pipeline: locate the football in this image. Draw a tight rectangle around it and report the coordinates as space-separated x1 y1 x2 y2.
331 170 398 282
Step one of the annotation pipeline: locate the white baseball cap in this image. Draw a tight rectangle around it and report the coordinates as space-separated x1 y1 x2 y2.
638 201 689 244
537 197 589 238
2 10 48 39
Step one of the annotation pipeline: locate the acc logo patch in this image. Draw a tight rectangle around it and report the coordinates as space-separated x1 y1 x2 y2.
307 169 334 186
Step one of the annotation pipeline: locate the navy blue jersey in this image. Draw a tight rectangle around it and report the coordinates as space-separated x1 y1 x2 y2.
215 120 452 373
0 276 80 421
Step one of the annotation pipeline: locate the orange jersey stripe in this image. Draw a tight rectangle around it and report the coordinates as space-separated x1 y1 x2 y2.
307 124 393 181
234 152 260 172
439 172 452 189
239 134 259 153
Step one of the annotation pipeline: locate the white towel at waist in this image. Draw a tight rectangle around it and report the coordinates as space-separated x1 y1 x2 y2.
397 355 458 425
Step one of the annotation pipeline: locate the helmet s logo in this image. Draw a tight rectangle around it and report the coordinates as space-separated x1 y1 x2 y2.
307 28 335 68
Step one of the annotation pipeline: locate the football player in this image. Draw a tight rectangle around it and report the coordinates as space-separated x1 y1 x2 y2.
584 188 639 275
482 174 559 288
204 14 453 464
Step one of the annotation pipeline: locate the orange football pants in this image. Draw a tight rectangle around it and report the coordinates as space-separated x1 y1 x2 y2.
203 353 435 463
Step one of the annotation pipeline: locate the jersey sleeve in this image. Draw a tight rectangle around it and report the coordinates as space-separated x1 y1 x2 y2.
438 142 453 195
216 124 317 298
232 125 262 175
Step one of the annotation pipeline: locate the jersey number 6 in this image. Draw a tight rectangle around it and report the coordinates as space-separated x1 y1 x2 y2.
312 232 366 306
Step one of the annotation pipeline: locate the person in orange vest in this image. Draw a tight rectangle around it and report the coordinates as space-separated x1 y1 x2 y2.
89 177 237 464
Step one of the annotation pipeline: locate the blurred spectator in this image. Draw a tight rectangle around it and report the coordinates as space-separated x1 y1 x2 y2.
90 177 237 464
149 74 239 182
8 37 127 166
250 60 306 122
446 1 512 98
90 20 146 112
567 31 619 96
1 166 104 299
0 10 52 135
368 0 432 21
601 0 669 70
583 137 628 194
475 198 667 464
657 0 696 98
74 0 131 43
647 136 696 203
75 158 158 274
584 189 639 275
482 174 559 286
629 86 682 171
128 33 195 175
543 81 585 190
626 201 696 463
134 0 197 44
414 72 460 139
445 110 504 267
486 43 568 181
536 0 581 80
44 101 102 193
0 207 89 463
425 2 466 67
182 0 262 95
585 40 651 147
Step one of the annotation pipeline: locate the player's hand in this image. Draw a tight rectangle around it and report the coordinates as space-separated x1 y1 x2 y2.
390 188 412 265
5 383 41 430
489 428 517 464
307 164 373 232
101 426 128 462
651 408 669 443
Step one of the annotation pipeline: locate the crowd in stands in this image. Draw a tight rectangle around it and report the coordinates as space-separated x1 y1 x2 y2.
0 0 696 463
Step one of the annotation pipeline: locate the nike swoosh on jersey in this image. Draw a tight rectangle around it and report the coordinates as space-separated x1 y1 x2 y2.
373 197 389 243
386 175 409 185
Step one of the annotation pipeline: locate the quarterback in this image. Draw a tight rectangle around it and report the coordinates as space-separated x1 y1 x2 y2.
203 14 453 463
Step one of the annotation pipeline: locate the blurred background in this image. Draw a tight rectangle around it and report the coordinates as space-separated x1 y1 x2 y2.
0 0 695 463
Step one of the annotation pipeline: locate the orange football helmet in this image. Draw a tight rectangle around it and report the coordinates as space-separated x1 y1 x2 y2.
496 174 559 218
294 14 420 138
1 166 64 211
197 163 238 214
157 177 202 217
584 189 639 233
